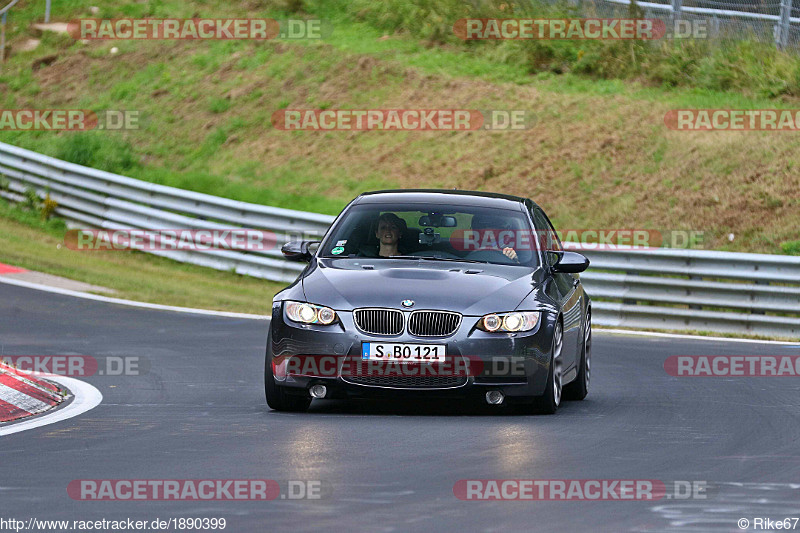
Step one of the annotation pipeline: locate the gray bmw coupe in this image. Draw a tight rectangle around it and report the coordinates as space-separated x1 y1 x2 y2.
265 190 591 414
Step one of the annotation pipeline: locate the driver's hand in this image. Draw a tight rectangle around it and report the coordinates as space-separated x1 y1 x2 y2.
502 247 518 261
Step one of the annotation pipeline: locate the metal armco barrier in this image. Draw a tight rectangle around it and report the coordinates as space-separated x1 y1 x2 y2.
579 248 800 338
1 141 798 338
0 142 333 283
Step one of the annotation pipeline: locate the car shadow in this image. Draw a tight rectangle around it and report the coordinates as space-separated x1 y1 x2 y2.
295 398 576 417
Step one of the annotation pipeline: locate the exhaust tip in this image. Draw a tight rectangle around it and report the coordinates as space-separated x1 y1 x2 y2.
309 384 327 399
485 390 504 405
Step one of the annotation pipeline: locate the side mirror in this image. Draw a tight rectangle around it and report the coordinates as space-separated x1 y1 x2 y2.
281 241 317 262
550 251 589 273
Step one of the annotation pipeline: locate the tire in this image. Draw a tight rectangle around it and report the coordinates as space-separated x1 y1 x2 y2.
531 319 563 415
264 332 311 413
563 310 591 401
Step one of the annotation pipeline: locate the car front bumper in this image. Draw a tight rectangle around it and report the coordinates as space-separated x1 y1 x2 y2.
269 304 557 402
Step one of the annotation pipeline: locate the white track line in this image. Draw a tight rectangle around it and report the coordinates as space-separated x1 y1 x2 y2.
1 272 795 345
0 375 103 437
0 276 268 319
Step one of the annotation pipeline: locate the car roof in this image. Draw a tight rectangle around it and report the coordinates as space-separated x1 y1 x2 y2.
355 189 537 211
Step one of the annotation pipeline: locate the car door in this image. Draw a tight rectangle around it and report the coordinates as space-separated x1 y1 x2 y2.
533 208 582 371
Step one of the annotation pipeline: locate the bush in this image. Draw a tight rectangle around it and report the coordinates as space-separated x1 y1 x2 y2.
781 240 800 255
41 193 58 221
339 0 800 98
53 133 138 174
346 0 495 44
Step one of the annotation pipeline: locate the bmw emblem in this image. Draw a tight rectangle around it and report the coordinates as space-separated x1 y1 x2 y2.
401 299 414 308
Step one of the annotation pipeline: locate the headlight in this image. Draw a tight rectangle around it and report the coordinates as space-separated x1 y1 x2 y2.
477 312 539 332
285 301 337 325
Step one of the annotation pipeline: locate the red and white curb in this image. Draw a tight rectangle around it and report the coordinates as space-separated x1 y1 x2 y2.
0 361 103 436
0 263 27 275
0 374 103 437
0 361 65 422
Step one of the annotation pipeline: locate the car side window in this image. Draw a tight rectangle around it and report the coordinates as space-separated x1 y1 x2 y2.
534 208 577 294
532 208 563 256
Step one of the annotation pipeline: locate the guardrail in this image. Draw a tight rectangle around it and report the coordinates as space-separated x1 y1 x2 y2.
1 141 798 338
577 248 800 338
0 142 332 283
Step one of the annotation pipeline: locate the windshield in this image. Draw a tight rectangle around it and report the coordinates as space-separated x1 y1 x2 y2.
320 203 539 267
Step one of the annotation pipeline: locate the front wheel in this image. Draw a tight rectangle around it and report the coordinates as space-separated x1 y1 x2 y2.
264 333 311 412
530 319 563 415
563 311 591 401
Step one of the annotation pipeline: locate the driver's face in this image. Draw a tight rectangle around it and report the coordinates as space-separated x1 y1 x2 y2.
376 221 400 244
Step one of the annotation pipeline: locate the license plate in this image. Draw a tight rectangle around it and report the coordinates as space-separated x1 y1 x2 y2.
362 343 446 363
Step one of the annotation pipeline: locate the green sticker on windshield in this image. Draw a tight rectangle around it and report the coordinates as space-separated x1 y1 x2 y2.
331 246 345 255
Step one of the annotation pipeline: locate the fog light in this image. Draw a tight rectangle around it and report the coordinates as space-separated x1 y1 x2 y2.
485 390 504 405
309 384 327 399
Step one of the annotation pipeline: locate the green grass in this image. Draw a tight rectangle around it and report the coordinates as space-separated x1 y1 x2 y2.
2 24 798 248
781 240 800 255
323 0 800 100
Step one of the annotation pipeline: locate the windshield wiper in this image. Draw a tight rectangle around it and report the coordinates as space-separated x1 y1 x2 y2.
389 255 489 264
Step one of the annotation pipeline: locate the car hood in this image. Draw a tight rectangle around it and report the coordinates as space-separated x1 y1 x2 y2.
302 258 539 315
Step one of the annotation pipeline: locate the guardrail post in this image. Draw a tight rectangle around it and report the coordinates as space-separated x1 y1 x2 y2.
687 275 702 310
1 12 6 63
753 279 768 314
45 0 51 23
778 0 792 49
671 0 683 31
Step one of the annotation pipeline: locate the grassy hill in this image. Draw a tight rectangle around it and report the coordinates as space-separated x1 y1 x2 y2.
0 0 798 258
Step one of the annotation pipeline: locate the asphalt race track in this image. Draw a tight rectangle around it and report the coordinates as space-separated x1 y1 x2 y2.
2 282 800 532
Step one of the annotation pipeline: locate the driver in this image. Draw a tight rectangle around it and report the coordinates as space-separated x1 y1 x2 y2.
471 214 519 262
359 212 408 258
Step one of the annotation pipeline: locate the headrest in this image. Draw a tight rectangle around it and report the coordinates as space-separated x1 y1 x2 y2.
471 214 511 231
